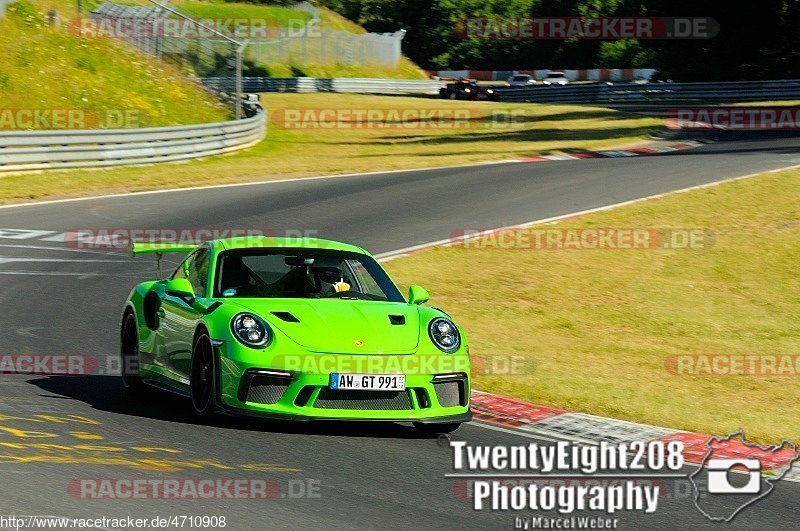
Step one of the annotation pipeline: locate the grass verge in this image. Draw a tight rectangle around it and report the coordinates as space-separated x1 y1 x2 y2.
0 93 663 204
384 167 800 443
0 0 230 127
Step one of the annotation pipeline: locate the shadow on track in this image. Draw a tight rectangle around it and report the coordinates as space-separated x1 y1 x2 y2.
26 375 448 440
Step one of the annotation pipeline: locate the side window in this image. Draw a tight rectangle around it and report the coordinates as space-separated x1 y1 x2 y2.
188 249 210 297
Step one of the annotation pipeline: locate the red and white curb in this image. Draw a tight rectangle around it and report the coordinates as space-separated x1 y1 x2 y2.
470 390 800 482
515 139 709 163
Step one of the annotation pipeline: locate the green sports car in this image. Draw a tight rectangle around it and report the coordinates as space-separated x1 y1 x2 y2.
121 236 471 433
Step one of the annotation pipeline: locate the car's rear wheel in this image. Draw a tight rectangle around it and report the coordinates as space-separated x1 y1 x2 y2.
414 422 462 435
120 312 144 394
190 331 216 416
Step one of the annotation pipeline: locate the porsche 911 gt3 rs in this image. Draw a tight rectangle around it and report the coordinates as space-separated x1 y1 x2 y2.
121 237 471 433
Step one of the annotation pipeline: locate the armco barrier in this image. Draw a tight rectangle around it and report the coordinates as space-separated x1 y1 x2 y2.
495 79 800 103
429 69 657 82
202 77 444 95
0 111 266 173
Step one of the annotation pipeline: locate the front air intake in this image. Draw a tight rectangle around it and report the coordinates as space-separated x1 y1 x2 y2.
433 380 466 407
244 375 290 405
314 389 413 410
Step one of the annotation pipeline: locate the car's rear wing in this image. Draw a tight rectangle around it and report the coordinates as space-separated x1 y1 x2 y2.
131 242 198 256
131 242 198 278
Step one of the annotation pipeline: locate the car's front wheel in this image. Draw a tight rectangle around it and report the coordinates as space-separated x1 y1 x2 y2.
120 311 144 394
414 422 462 435
190 331 216 416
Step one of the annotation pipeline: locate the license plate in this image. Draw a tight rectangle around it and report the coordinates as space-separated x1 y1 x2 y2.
330 373 406 391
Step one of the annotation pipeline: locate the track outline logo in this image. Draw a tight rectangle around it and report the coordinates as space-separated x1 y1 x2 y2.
689 429 799 522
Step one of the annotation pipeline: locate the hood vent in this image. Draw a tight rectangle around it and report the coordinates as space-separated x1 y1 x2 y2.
272 311 300 323
388 315 406 325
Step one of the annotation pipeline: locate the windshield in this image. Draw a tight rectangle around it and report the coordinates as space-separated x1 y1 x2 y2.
512 76 529 81
548 72 565 78
214 248 404 302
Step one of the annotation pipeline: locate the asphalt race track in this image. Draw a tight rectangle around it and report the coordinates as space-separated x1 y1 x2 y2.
1 132 799 529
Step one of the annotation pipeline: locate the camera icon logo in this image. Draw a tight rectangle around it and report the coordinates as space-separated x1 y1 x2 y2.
706 458 761 494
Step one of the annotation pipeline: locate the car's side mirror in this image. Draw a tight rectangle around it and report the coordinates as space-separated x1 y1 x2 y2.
165 278 195 299
408 285 430 305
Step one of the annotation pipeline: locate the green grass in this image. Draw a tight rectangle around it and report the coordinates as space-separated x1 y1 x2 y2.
173 0 312 27
260 60 428 80
0 0 230 127
0 93 663 204
383 168 800 443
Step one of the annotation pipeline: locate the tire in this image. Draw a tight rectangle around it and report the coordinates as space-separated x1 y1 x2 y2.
120 312 144 394
190 331 216 416
414 422 462 435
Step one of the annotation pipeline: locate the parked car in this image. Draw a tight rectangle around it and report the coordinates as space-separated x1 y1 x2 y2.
506 74 536 87
542 71 569 86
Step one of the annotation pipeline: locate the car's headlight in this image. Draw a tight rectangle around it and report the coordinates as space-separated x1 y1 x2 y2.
464 88 471 92
231 313 271 348
429 318 461 353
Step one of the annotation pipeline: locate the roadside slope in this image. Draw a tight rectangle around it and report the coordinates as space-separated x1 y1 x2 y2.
0 0 229 127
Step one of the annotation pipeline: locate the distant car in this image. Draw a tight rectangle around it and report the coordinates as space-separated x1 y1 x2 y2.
439 79 498 101
241 93 263 118
542 72 569 86
506 74 536 87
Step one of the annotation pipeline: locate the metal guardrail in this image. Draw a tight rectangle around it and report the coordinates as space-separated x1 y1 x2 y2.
202 77 445 95
495 79 800 104
202 77 800 101
0 111 266 173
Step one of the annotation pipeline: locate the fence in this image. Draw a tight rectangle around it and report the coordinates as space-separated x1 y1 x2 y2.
202 77 444 95
89 1 245 117
247 30 406 68
495 79 800 104
245 1 405 68
0 111 265 173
